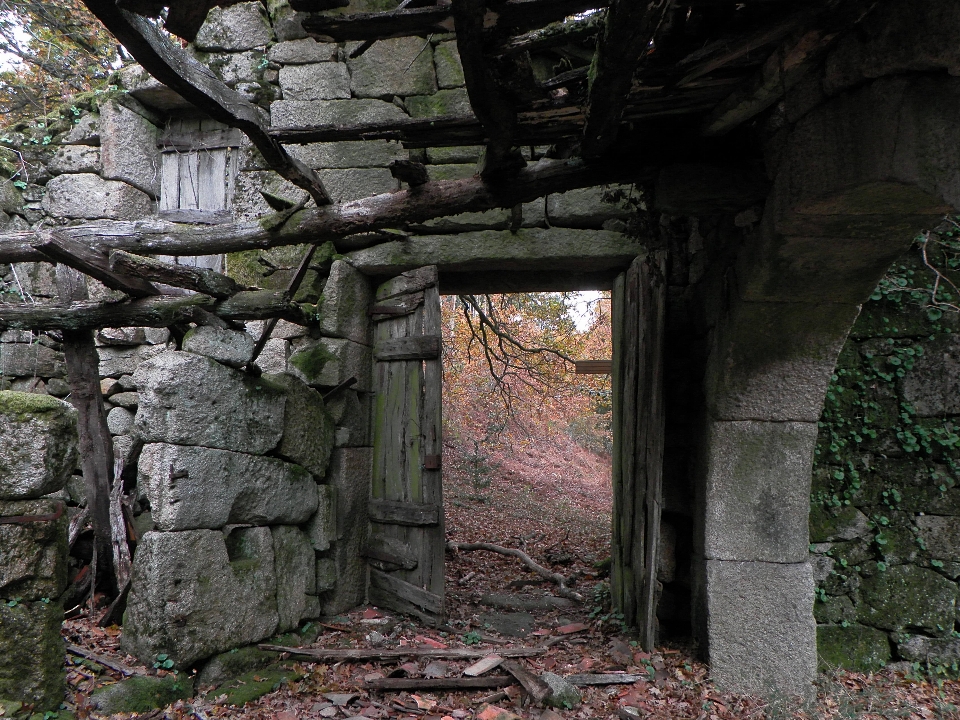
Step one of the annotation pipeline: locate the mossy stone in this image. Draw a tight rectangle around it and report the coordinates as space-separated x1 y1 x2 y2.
817 624 891 671
857 564 958 635
0 600 64 710
216 664 300 706
405 88 472 118
91 675 194 714
814 594 856 624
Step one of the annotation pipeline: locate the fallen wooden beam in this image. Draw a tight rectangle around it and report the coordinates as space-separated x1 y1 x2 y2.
0 158 645 263
566 673 643 686
493 11 605 57
81 0 331 206
365 676 514 691
36 233 159 299
501 660 551 703
581 0 671 159
0 290 303 332
108 250 247 298
257 645 547 661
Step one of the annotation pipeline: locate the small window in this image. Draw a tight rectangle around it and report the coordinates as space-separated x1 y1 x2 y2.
159 117 240 224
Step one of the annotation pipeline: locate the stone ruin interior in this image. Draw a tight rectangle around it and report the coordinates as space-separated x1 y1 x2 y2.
1 0 960 711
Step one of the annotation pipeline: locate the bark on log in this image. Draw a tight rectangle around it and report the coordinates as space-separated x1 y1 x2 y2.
55 266 116 594
81 0 331 206
0 290 304 332
109 250 246 298
36 233 159 298
0 159 646 263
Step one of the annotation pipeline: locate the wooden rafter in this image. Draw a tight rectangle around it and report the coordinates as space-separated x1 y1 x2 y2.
0 159 645 264
81 0 331 206
581 0 671 159
451 0 524 176
300 0 607 41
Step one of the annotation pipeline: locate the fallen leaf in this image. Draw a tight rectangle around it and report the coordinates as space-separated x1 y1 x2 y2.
556 622 589 634
415 635 448 649
362 608 383 619
477 705 521 720
411 694 437 710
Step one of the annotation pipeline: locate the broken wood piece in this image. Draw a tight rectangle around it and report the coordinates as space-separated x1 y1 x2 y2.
374 334 442 361
555 622 589 634
464 655 504 677
66 643 144 676
368 498 440 526
36 233 159 298
500 660 551 704
365 676 514 691
257 645 547 661
108 250 245 298
566 673 643 686
321 376 358 401
475 691 509 705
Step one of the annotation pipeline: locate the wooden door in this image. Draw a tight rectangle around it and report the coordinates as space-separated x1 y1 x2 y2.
611 252 666 650
367 266 444 624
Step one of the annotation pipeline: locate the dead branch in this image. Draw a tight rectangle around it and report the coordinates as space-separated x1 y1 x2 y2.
365 676 514 691
65 643 145 676
258 645 547 661
446 541 584 602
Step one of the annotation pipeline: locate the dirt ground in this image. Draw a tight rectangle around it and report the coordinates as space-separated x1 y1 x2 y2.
57 437 960 719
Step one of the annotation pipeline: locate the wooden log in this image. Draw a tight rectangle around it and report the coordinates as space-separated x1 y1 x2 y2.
493 11 605 57
501 660 551 703
36 233 159 298
446 541 583 602
56 266 116 593
257 645 546 661
464 655 504 677
0 158 645 264
81 0 331 206
0 290 303 332
581 0 671 159
566 673 643 686
365 676 514 691
109 250 245 298
451 0 524 176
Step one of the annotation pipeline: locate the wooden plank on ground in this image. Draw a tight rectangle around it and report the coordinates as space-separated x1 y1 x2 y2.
258 646 544 661
370 569 442 614
365 676 514 691
501 660 551 703
464 655 504 677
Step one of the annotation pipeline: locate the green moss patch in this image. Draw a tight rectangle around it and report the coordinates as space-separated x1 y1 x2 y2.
817 625 891 672
214 664 301 706
91 675 194 714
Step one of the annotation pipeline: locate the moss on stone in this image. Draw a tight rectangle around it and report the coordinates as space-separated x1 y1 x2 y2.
91 675 193 714
405 89 472 118
0 391 68 419
289 344 336 382
0 599 64 710
817 624 891 671
857 565 958 635
215 664 300 706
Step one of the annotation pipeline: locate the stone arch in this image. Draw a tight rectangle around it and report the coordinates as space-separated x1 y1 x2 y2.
689 73 960 698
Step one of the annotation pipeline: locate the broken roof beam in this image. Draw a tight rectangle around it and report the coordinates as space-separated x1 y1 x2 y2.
492 10 605 57
300 0 607 41
0 158 645 263
580 0 671 159
452 0 524 176
82 0 331 206
34 232 160 299
108 250 249 298
0 290 303 333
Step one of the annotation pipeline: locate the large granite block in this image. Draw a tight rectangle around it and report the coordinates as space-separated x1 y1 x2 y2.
315 260 373 344
0 599 64 710
0 499 67 599
347 37 436 98
122 528 279 667
705 560 816 700
272 525 316 631
702 420 817 563
288 140 406 169
263 372 335 477
0 392 77 500
100 100 160 198
288 338 373 392
139 443 318 531
899 332 960 417
0 343 65 378
134 351 285 454
195 2 273 51
270 98 407 128
41 174 153 220
321 448 371 615
279 63 350 100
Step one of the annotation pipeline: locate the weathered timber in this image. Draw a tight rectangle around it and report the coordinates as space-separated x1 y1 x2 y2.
109 250 245 298
540 66 589 91
369 292 425 320
56 266 116 593
365 676 514 691
374 335 442 361
675 4 822 87
566 673 643 686
501 660 551 703
369 569 443 615
36 234 159 298
464 655 504 677
258 646 545 661
493 11 605 57
452 0 524 176
369 499 441 526
0 159 645 263
65 643 145 677
300 0 605 41
159 126 244 152
0 290 303 332
702 28 835 136
575 360 613 374
581 0 671 159
81 0 331 206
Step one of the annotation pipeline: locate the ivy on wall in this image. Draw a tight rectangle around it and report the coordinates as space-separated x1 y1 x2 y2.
811 219 960 673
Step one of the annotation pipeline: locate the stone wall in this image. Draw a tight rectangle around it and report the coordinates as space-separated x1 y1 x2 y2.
810 246 960 673
0 391 77 709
